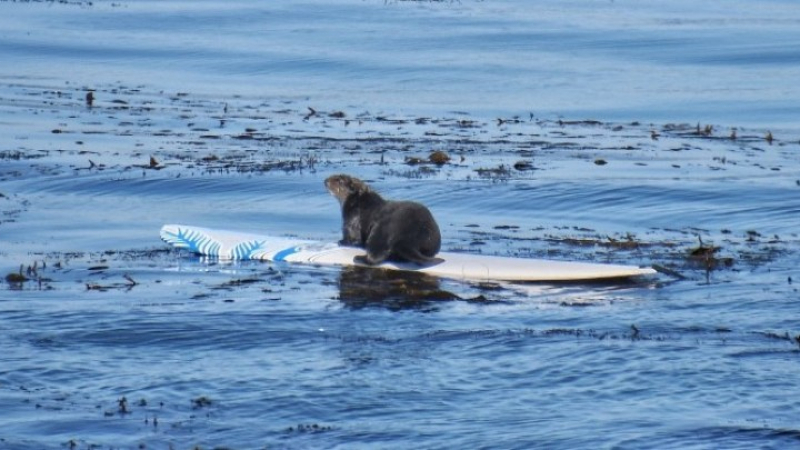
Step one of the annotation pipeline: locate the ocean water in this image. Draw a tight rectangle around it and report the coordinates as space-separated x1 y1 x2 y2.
1 1 800 449
2 0 800 125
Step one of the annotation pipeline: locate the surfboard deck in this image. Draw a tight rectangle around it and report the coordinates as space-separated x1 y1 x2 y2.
160 224 657 282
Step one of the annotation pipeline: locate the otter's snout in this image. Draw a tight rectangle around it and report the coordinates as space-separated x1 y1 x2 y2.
324 176 339 195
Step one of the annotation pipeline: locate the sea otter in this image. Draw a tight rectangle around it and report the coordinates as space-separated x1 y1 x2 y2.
324 174 441 266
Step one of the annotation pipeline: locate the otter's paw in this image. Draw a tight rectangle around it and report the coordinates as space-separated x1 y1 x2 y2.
353 255 372 265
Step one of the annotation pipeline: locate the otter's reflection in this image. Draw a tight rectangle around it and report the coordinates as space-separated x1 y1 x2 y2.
337 266 460 311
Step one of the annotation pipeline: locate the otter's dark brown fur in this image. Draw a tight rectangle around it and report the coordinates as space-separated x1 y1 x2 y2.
325 174 441 266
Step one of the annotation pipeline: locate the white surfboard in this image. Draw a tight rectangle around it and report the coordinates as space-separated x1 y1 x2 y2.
160 224 657 282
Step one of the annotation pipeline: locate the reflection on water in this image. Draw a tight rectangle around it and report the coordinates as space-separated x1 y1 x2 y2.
337 265 461 311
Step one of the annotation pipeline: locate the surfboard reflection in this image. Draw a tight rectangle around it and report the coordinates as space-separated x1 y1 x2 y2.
337 266 460 311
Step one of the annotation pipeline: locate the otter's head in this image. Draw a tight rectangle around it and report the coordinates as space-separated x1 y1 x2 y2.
324 174 372 205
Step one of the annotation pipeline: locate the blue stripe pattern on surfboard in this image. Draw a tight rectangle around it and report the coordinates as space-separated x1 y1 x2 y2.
231 240 268 259
273 246 301 262
161 227 222 257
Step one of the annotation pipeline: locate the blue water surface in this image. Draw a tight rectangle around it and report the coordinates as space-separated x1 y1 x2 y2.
1 1 800 449
1 0 799 125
